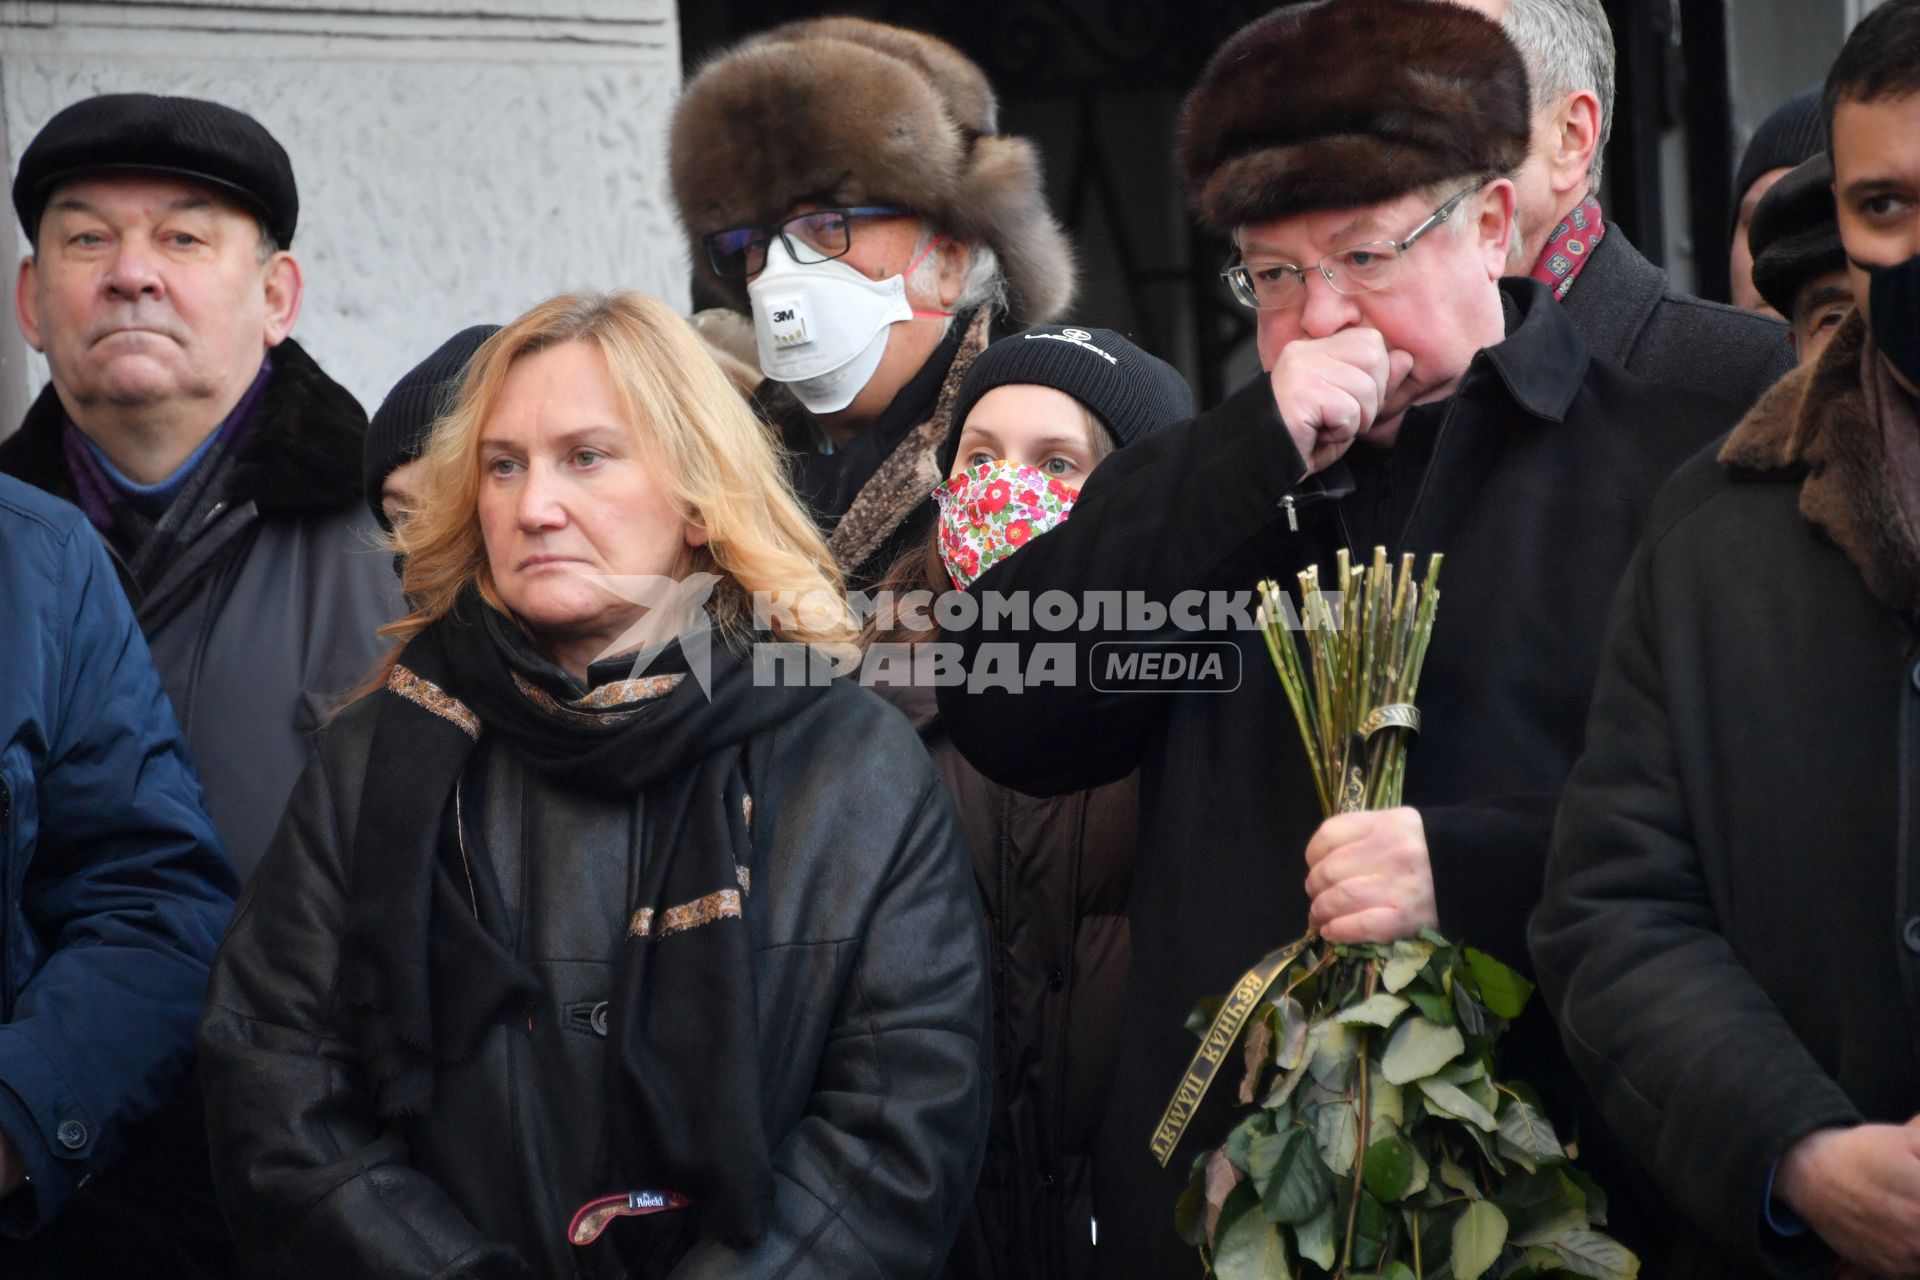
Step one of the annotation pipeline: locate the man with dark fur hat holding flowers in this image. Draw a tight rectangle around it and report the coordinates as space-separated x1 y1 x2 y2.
934 1 1748 1269
669 17 1076 591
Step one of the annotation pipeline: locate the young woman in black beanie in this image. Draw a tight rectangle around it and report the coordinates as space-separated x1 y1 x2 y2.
864 326 1192 1280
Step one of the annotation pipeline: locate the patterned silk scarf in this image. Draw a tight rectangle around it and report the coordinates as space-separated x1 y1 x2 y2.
1530 195 1608 301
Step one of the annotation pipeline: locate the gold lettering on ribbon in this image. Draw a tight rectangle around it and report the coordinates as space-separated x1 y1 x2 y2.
1338 762 1368 814
1150 938 1312 1166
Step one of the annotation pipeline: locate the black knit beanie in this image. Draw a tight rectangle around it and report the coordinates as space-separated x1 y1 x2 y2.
1733 88 1826 223
940 327 1194 475
365 324 499 528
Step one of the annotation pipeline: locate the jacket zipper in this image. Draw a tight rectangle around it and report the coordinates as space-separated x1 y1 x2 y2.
453 780 480 920
96 533 144 610
1323 400 1457 564
1393 399 1461 551
1280 478 1348 534
1899 643 1920 1070
0 780 13 1021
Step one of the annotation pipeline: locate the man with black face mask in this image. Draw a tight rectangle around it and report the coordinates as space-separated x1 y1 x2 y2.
1531 3 1920 1277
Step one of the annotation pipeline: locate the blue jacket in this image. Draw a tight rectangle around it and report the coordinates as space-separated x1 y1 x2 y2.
0 474 236 1233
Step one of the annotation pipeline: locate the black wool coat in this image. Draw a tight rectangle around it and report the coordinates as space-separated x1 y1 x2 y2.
1559 224 1794 412
935 279 1748 1276
0 339 403 879
1531 313 1920 1279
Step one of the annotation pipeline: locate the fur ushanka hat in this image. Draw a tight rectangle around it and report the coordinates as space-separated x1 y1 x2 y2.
670 17 1075 326
1179 0 1532 234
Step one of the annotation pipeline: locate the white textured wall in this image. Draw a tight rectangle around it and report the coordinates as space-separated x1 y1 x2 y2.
0 0 687 430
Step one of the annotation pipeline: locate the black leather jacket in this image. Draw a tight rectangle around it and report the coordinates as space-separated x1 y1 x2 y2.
198 680 990 1279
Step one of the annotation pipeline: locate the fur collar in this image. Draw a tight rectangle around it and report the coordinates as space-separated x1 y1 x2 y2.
0 337 368 517
827 309 991 576
1719 312 1920 615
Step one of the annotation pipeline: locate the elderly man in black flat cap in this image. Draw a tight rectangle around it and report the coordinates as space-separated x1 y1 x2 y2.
934 1 1753 1269
0 93 398 1277
3 94 400 880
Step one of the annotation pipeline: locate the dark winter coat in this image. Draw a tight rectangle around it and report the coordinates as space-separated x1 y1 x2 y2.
772 311 991 593
934 279 1748 1275
1560 223 1794 410
875 681 1135 1280
198 675 990 1279
0 339 404 880
1530 313 1919 1279
0 477 235 1239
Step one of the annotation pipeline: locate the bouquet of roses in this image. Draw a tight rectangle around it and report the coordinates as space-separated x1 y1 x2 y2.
1162 549 1636 1280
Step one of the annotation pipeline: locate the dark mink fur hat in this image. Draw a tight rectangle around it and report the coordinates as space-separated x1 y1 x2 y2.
1179 0 1532 233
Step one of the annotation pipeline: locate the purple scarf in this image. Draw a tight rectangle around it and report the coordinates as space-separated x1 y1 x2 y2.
62 354 274 534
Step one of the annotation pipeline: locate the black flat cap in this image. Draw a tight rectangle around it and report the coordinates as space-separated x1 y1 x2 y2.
13 93 298 248
1750 153 1844 318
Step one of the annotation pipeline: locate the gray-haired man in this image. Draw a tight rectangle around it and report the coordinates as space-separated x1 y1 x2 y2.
1449 0 1794 406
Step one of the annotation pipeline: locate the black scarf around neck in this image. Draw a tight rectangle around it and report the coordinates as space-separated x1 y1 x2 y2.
341 590 827 1249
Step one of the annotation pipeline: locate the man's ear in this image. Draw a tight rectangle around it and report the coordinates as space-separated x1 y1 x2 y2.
1550 90 1604 198
1477 179 1519 278
261 250 303 348
935 239 973 309
15 256 42 352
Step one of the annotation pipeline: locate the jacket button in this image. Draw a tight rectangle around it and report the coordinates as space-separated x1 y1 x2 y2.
1911 664 1920 694
55 1119 86 1150
1047 968 1066 992
1905 918 1920 955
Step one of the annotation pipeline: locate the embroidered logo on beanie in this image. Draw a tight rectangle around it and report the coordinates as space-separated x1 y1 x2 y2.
1024 328 1119 365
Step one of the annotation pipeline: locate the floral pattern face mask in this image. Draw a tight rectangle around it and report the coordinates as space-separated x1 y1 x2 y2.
934 459 1080 590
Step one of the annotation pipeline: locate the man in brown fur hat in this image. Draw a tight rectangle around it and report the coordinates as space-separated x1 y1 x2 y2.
670 18 1075 591
934 1 1750 1270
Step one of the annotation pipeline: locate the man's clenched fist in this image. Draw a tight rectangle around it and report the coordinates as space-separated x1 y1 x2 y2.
1778 1121 1920 1278
1303 807 1438 942
1270 329 1417 475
